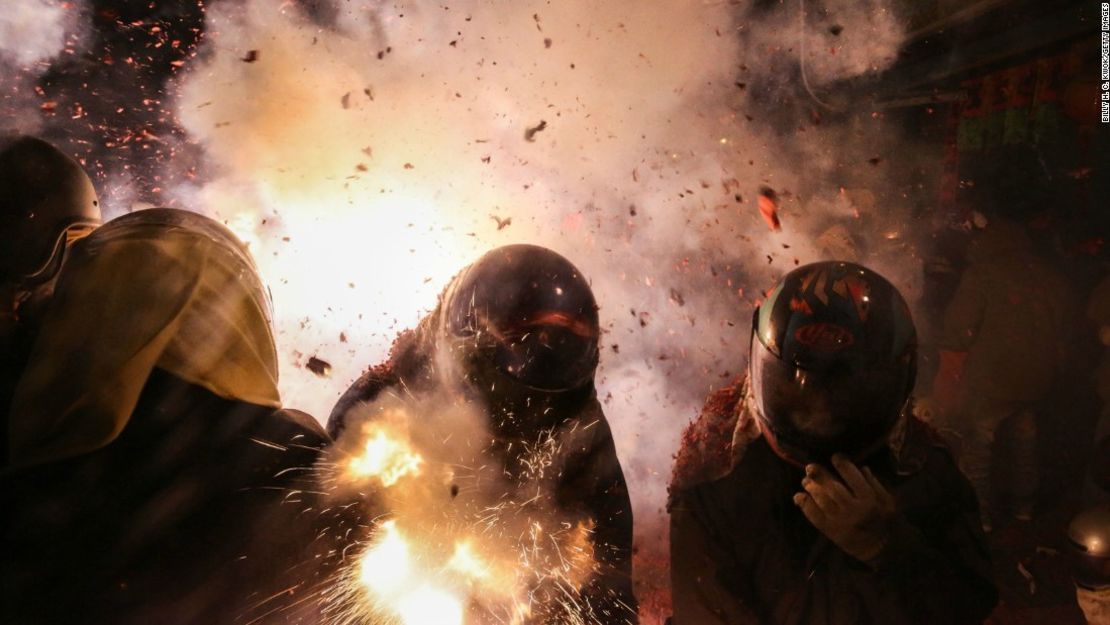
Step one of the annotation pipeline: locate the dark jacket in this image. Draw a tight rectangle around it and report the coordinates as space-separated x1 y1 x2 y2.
669 379 997 625
939 219 1067 401
329 329 638 624
3 368 334 625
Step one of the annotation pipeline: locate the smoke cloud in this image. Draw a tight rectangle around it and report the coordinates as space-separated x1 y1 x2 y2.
0 0 86 134
0 0 73 66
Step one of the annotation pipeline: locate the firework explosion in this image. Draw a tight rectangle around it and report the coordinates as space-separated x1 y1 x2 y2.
321 389 616 625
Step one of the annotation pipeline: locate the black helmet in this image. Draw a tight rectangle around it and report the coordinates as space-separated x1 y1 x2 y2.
0 136 100 285
749 261 917 466
1067 504 1110 590
440 244 600 393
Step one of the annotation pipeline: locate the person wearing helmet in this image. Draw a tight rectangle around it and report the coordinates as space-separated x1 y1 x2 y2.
669 261 997 625
931 216 1068 529
0 135 101 467
328 244 637 624
3 209 336 624
1085 272 1110 507
1068 505 1110 624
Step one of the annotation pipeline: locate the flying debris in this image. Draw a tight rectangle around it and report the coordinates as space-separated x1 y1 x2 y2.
758 186 781 231
306 356 332 377
669 288 686 307
241 49 259 63
524 120 548 142
490 214 512 230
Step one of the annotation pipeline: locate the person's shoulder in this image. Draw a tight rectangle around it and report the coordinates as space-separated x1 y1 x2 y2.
326 365 396 440
273 408 330 446
670 377 757 498
895 414 975 498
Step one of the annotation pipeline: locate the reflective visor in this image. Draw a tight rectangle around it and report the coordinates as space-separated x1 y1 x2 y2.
487 311 599 391
750 335 906 465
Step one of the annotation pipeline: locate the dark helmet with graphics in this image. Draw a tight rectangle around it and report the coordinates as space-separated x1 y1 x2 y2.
0 136 101 285
440 244 600 394
749 261 917 466
1067 504 1110 590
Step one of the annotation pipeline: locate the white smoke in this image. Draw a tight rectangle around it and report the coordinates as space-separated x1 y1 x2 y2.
0 0 72 66
0 0 85 134
172 0 914 620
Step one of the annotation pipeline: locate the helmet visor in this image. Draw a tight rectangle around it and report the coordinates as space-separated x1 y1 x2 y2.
482 310 599 391
750 334 908 464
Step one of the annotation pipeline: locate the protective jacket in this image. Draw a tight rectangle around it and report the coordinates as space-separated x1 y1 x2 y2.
669 377 998 625
3 209 335 624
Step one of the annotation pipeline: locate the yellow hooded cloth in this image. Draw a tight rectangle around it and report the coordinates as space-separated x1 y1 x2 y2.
8 208 281 467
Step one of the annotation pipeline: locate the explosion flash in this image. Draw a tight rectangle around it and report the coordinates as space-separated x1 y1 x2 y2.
356 521 468 625
328 397 609 625
348 424 424 487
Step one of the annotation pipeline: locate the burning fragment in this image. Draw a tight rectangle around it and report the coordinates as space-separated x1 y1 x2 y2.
757 186 781 231
524 120 547 142
1016 561 1036 595
305 355 332 377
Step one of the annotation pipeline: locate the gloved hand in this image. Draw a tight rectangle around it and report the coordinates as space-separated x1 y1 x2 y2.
794 454 896 563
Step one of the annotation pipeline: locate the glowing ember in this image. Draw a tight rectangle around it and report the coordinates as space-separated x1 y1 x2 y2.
358 521 466 625
358 521 412 596
348 426 423 487
396 585 464 625
447 541 491 581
